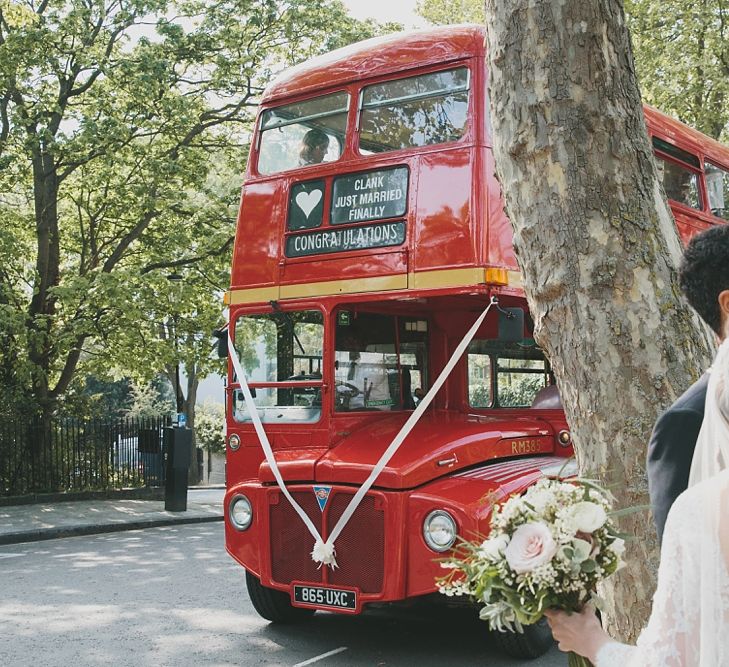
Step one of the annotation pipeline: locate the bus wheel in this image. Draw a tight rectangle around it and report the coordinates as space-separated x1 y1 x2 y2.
491 617 554 659
246 571 315 623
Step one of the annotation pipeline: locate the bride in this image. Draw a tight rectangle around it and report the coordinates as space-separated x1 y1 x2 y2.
545 338 729 665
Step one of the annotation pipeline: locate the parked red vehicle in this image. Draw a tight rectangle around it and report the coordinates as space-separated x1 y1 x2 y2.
221 25 729 659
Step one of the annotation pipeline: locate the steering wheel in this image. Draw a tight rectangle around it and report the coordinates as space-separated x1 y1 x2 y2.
336 381 360 397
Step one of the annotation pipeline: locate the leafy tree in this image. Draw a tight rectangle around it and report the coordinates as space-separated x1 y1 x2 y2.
63 375 134 419
195 400 225 454
0 0 396 423
415 0 483 24
625 0 729 141
124 378 175 420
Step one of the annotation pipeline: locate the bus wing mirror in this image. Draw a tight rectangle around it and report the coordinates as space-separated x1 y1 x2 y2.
498 308 524 342
213 329 228 358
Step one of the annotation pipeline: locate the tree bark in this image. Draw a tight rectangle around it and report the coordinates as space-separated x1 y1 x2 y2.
484 0 715 640
27 142 61 420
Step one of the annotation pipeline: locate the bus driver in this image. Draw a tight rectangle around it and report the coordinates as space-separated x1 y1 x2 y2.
335 332 392 410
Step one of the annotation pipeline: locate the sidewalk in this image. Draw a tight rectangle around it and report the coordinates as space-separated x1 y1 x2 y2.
0 487 225 546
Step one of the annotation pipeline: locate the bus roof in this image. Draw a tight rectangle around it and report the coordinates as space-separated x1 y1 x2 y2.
644 105 729 168
262 25 486 104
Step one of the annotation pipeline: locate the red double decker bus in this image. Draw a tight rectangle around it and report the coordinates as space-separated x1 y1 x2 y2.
222 25 729 658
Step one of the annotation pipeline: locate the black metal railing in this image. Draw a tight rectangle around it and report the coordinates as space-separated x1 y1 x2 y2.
0 416 171 497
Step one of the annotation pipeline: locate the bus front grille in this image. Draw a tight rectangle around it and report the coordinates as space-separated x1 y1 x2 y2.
269 491 323 586
269 489 385 594
327 493 384 593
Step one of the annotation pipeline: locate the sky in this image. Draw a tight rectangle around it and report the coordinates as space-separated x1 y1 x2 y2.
340 0 427 28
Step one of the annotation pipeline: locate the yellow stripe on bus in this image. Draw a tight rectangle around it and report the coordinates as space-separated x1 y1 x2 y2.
281 274 407 299
225 267 522 305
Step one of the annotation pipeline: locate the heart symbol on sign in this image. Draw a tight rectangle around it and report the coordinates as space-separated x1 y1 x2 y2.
295 190 322 218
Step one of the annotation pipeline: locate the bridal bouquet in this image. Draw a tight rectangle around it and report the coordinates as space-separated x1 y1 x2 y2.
437 475 626 667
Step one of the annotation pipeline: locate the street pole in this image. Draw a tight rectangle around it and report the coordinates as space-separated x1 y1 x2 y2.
173 312 182 417
167 272 184 425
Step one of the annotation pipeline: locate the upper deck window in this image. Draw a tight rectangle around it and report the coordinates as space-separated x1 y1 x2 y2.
652 137 702 210
358 67 469 154
706 161 728 220
257 92 349 175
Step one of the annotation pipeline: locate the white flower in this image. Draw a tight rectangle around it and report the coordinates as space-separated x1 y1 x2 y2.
479 534 510 561
609 537 626 556
524 488 554 515
556 511 579 537
570 501 607 533
504 522 558 574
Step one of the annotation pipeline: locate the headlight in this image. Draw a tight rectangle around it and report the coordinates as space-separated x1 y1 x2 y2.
228 433 241 451
229 494 253 530
557 430 572 447
423 510 457 552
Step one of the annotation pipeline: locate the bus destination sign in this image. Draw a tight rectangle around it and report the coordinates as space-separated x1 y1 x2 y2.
286 221 406 258
331 166 408 225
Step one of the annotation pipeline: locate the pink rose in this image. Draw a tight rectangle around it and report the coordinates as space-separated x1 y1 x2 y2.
504 522 557 573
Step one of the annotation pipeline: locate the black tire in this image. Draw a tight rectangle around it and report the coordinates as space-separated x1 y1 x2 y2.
491 617 554 659
245 570 315 623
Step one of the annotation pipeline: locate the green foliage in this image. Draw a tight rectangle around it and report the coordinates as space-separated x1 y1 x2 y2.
195 401 225 453
415 0 484 25
0 0 397 419
124 378 175 419
625 0 728 141
61 376 134 419
499 375 545 408
469 375 545 408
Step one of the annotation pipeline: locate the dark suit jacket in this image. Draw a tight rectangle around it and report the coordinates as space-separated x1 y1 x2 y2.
647 373 708 543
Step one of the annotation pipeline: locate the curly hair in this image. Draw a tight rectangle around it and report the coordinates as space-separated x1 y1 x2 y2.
678 224 729 335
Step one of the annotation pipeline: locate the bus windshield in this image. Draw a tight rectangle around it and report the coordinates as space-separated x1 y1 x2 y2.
334 310 428 412
233 310 324 423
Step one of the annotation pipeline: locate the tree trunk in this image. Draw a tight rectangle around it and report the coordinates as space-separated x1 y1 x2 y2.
484 0 715 640
27 144 61 419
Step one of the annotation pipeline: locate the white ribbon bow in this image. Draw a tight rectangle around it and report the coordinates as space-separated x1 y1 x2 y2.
228 297 496 568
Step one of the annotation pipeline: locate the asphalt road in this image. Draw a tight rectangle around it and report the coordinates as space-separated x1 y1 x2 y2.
0 524 567 667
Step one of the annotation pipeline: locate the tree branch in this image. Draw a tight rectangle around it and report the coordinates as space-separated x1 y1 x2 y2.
141 235 235 274
102 208 161 273
49 334 87 400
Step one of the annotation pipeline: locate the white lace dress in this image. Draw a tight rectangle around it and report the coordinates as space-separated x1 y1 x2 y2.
596 471 729 666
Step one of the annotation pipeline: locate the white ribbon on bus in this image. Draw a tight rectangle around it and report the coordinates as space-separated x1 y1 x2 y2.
227 297 496 569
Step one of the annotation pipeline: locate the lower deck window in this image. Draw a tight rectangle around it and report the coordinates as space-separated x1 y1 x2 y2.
233 310 323 423
468 340 551 408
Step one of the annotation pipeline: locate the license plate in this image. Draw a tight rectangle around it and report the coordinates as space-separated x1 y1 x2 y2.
292 584 357 611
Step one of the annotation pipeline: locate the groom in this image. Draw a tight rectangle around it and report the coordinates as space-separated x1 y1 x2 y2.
647 223 729 542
